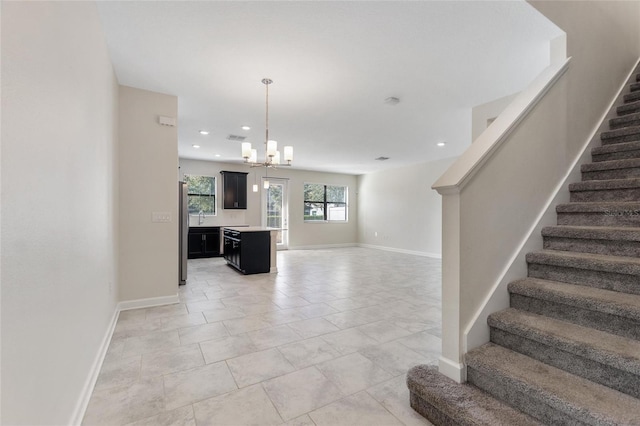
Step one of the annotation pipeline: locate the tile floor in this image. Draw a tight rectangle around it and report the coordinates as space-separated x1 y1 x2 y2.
83 247 441 425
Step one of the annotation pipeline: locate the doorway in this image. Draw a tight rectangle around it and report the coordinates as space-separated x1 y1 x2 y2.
262 178 289 250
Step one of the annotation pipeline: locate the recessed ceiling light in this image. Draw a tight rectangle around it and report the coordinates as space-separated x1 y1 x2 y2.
192 144 200 148
199 130 209 135
437 142 446 147
215 154 221 157
241 125 251 131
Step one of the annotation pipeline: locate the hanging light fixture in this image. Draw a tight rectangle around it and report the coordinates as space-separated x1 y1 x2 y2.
241 78 293 181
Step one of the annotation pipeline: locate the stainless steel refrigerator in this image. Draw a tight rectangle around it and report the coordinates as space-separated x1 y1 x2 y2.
179 181 188 285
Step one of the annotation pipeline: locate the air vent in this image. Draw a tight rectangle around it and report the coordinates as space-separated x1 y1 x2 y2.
227 134 247 142
375 156 390 161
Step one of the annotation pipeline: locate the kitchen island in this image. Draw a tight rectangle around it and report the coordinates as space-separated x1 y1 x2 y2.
222 227 278 274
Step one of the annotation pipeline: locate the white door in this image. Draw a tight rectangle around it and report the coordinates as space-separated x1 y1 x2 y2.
262 178 289 250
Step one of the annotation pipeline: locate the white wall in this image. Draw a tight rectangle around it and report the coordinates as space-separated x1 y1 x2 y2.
119 86 178 301
471 93 520 142
1 2 119 424
357 157 457 257
179 159 358 248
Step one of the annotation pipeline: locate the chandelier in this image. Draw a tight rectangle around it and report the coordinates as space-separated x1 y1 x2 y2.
241 78 293 178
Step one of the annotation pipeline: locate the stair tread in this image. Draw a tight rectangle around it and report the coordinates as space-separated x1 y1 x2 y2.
489 308 640 375
556 201 640 212
569 177 640 191
592 140 640 154
601 125 640 139
508 277 640 321
526 249 640 275
406 365 543 426
541 225 640 241
609 113 640 129
466 343 640 424
617 99 640 114
581 157 640 172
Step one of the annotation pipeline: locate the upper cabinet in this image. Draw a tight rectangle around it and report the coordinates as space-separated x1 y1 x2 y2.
220 171 248 209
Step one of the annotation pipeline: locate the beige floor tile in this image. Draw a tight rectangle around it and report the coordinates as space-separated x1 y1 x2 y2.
202 306 245 323
94 355 141 391
193 384 283 425
309 391 403 426
199 334 258 364
294 303 339 318
284 414 316 425
223 315 272 335
322 311 370 329
163 361 237 410
185 299 226 314
124 405 196 426
140 344 204 377
246 325 303 350
262 366 344 421
259 308 308 326
356 320 414 343
144 303 189 321
367 375 434 426
226 348 295 387
238 303 281 316
278 336 342 369
178 322 229 345
396 331 441 362
83 377 164 425
359 341 427 376
121 330 180 358
320 328 379 355
286 317 340 339
316 352 394 395
159 312 207 332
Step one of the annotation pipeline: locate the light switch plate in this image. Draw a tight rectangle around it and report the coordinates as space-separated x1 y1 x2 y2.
152 212 171 223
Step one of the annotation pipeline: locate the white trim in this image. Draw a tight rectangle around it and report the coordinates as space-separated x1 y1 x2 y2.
357 243 441 259
118 294 180 311
69 306 120 425
438 356 466 384
289 243 357 250
433 58 571 194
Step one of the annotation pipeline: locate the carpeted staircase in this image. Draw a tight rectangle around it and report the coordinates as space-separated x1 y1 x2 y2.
407 70 640 425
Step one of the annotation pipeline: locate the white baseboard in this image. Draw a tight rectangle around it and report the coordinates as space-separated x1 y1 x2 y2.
71 293 180 424
289 243 357 250
438 356 466 383
69 305 120 425
118 293 180 311
358 243 442 259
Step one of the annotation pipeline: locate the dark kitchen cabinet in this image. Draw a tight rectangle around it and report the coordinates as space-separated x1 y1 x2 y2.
188 227 220 258
220 171 248 209
223 229 270 274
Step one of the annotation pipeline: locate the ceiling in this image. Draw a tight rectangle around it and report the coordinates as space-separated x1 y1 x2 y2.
97 1 562 175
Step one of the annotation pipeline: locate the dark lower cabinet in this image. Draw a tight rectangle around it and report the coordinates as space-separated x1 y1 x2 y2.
188 227 220 258
223 229 270 274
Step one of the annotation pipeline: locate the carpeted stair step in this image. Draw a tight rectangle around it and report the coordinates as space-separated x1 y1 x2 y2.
581 158 640 180
601 125 640 145
488 308 640 398
508 278 640 340
526 249 640 294
406 365 543 426
542 225 640 257
465 343 640 425
557 201 640 227
617 99 640 116
569 177 640 202
592 140 640 162
631 81 640 92
609 112 640 130
624 90 640 103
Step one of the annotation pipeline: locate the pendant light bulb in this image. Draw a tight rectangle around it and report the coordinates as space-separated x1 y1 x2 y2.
264 180 270 189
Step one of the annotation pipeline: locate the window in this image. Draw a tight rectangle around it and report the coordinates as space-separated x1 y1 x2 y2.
185 175 216 215
304 183 347 222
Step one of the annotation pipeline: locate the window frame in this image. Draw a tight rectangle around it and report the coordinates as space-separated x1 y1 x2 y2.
303 182 348 223
184 174 217 216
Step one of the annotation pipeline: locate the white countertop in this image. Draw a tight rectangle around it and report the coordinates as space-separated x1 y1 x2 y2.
224 226 276 233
